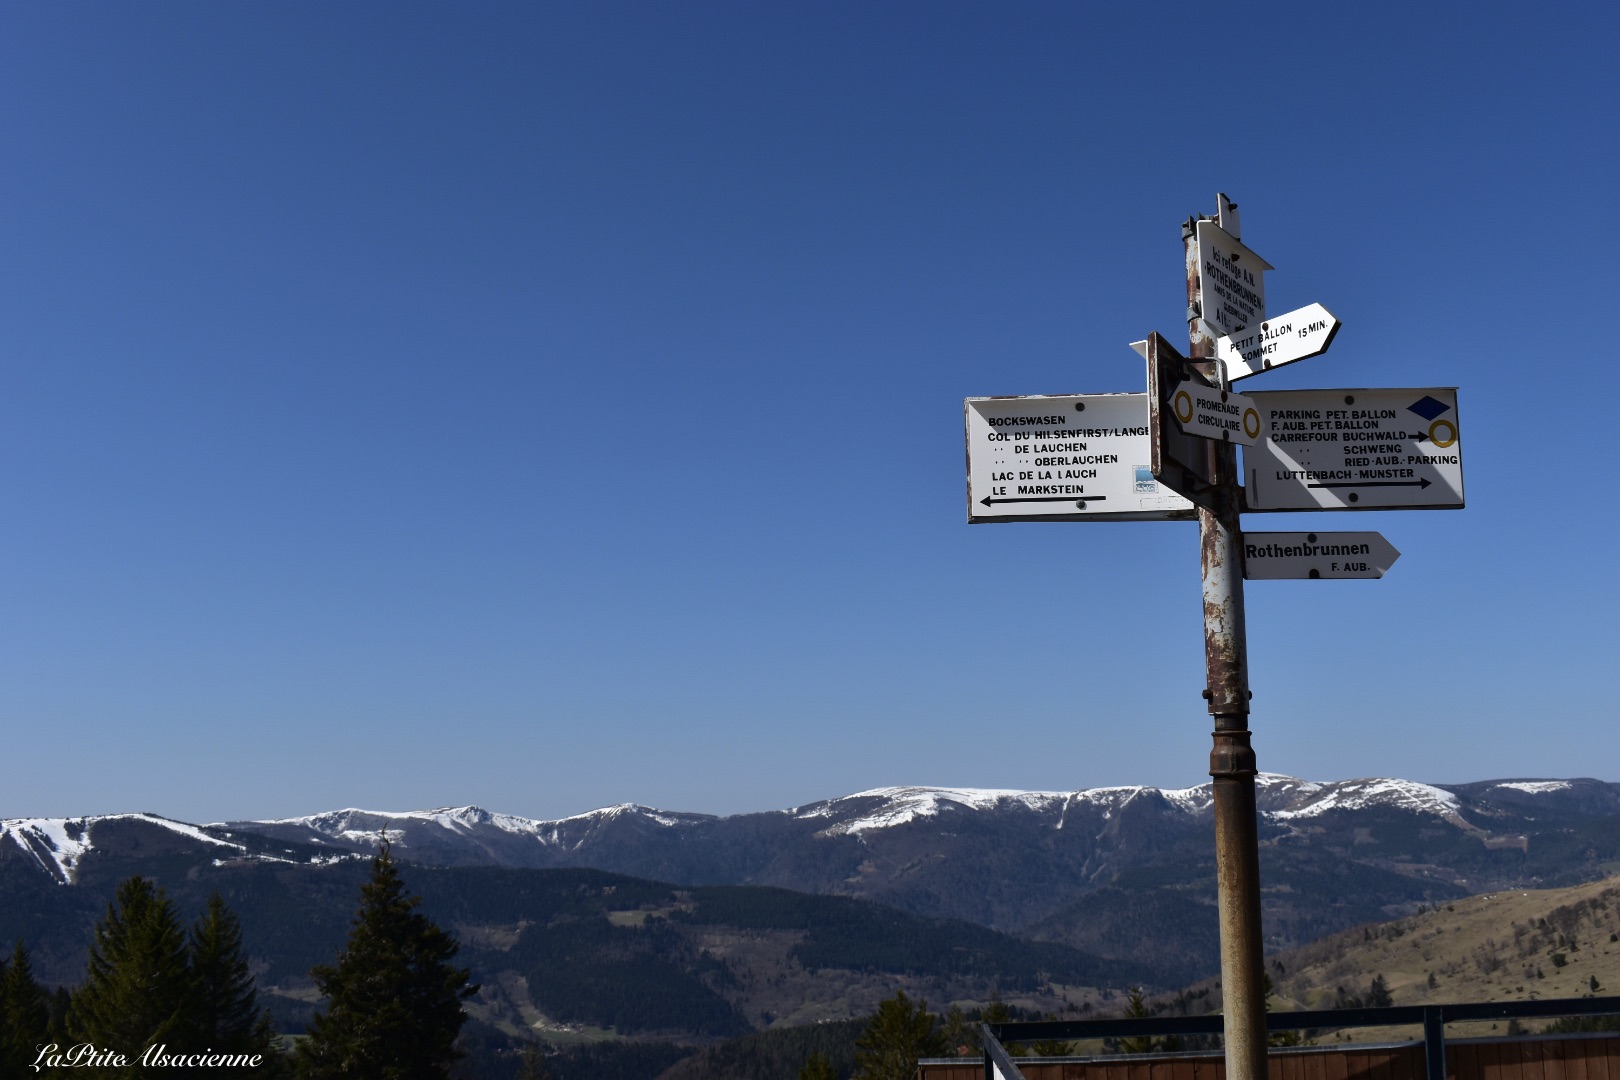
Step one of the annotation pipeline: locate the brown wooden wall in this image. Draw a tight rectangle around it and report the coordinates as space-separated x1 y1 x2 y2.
918 1035 1618 1080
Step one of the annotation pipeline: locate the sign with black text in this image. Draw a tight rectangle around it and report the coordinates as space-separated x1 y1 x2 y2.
965 393 1196 522
1217 303 1340 381
1243 388 1464 511
1196 219 1272 337
1242 531 1400 579
1170 380 1261 444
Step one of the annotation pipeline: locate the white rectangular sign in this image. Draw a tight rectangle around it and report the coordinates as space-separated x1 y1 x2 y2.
1170 380 1261 445
1217 302 1340 381
1243 388 1464 511
965 394 1196 522
1196 219 1271 337
1242 532 1400 579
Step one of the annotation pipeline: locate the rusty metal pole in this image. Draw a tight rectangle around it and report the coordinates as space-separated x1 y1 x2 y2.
1184 214 1267 1080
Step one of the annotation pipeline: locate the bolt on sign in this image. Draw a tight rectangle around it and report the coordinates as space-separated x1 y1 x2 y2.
1196 219 1272 338
964 393 1196 522
1243 388 1464 511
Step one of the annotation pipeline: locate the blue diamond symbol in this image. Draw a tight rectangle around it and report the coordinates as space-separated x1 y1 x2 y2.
1407 395 1450 421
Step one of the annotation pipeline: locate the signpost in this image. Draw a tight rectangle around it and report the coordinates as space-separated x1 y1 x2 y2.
1242 531 1400 579
963 193 1466 1080
1244 388 1464 511
964 394 1195 522
1216 302 1340 380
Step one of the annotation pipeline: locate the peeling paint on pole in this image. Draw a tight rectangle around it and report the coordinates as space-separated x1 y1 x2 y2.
1189 201 1268 1080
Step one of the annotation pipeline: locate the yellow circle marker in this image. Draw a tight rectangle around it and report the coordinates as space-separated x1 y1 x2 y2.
1173 389 1194 425
1243 408 1261 440
1429 419 1457 448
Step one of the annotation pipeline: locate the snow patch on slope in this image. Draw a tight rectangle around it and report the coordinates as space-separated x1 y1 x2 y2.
256 803 696 851
1270 778 1462 821
0 815 244 884
1493 781 1573 795
804 786 1071 835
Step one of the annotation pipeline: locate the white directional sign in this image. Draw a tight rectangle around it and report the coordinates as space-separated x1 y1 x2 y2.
1242 531 1400 579
1170 380 1261 445
1243 388 1464 511
965 393 1197 522
1196 219 1272 338
1216 303 1341 381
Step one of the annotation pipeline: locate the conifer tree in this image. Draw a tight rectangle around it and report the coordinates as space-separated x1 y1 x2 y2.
514 1043 553 1080
296 840 476 1080
71 876 198 1057
1 940 53 1077
188 892 283 1067
852 991 945 1080
799 1051 838 1080
1117 986 1155 1054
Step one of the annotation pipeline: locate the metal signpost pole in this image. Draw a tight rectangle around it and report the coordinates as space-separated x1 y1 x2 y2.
968 191 1464 1080
1184 212 1267 1080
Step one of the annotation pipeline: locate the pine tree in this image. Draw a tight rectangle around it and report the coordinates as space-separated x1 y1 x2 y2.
1118 986 1155 1054
799 1051 838 1080
188 892 284 1068
939 1004 977 1056
71 876 198 1060
981 993 1024 1056
514 1043 552 1080
1 940 53 1077
852 991 945 1080
296 840 477 1080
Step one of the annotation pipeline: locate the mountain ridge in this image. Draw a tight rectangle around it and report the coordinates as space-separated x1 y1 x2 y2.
7 772 1619 984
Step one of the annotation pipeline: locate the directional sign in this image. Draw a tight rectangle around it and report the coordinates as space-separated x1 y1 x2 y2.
965 393 1196 522
1242 531 1400 579
1144 333 1216 508
1217 303 1341 381
1196 219 1272 338
1169 380 1261 444
1243 388 1464 511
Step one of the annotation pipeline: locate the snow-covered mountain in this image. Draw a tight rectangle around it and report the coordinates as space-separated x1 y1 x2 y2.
4 774 1618 980
6 772 1611 884
209 773 1605 859
0 812 353 884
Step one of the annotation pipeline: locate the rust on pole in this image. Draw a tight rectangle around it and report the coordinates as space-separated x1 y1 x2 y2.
1184 203 1267 1080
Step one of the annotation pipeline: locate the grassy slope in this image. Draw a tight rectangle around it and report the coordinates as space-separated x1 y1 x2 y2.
1266 873 1620 1011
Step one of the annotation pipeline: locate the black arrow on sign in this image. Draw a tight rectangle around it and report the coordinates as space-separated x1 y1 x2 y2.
1307 478 1431 490
980 495 1109 506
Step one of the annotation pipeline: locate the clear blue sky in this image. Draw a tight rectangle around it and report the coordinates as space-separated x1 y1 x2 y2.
3 3 1615 822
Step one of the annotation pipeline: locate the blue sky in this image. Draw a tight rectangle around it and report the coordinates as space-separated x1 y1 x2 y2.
3 3 1615 822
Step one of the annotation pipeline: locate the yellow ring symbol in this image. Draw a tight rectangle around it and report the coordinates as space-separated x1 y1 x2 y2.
1429 419 1457 448
1173 389 1194 425
1243 408 1261 440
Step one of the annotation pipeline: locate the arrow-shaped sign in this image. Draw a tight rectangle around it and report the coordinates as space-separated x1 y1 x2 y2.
1242 531 1400 580
1217 303 1340 381
1170 380 1261 445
